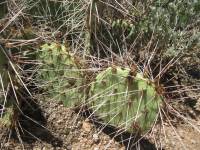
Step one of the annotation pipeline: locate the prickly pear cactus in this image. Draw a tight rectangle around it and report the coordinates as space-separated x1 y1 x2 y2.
37 43 84 107
89 66 162 134
36 43 162 134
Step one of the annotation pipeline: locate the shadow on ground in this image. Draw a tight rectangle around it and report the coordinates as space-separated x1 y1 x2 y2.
95 122 157 150
79 108 159 150
12 98 63 147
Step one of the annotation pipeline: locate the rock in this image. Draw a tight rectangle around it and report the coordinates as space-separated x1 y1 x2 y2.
82 121 92 132
33 147 42 150
77 121 82 128
93 134 100 143
195 98 200 111
42 147 46 150
66 145 72 150
94 147 99 150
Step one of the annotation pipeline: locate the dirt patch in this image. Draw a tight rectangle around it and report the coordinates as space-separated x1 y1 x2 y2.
154 119 200 150
1 99 126 150
164 122 200 150
0 98 200 150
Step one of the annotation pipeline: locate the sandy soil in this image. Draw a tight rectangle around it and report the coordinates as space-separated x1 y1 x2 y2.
0 97 200 150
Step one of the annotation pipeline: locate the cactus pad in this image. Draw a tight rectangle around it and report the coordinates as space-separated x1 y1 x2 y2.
37 43 84 107
89 66 162 133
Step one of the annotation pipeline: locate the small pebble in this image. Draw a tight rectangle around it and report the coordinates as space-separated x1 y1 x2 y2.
94 147 99 150
82 121 92 132
93 134 100 143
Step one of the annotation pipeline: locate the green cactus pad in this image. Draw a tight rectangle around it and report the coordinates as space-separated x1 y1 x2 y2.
37 43 84 107
89 66 162 134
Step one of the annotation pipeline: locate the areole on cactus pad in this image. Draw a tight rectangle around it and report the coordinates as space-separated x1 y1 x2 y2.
88 66 162 133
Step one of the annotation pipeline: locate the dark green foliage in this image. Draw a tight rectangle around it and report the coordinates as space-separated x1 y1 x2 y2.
88 0 200 58
28 0 65 27
0 0 7 19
